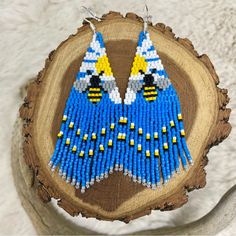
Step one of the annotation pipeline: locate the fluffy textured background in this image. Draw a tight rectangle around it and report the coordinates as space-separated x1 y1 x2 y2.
0 0 235 235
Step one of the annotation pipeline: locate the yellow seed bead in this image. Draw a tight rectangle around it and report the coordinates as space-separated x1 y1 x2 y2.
69 122 74 129
88 93 102 97
62 115 67 122
99 144 104 151
108 139 113 147
90 98 101 102
130 123 135 130
110 123 115 130
79 151 84 157
146 150 150 157
101 128 106 135
178 113 183 120
138 144 142 151
92 133 96 140
66 138 70 145
163 143 168 150
72 145 77 152
180 129 185 136
89 149 94 156
122 133 126 140
89 88 100 91
76 129 81 136
138 128 143 135
145 97 156 101
57 131 63 138
162 126 167 133
170 120 175 127
154 149 159 157
154 132 158 139
143 91 157 96
172 136 177 143
130 139 134 146
118 133 122 140
144 86 155 91
83 134 88 141
146 133 151 140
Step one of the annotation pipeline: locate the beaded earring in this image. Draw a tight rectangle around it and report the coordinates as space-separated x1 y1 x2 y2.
123 6 193 187
48 8 122 193
48 6 193 193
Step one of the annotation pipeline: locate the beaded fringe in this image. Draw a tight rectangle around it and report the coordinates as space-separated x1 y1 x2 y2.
49 31 193 193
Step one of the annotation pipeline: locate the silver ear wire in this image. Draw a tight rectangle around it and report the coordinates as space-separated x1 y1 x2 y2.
82 6 101 21
82 6 101 33
83 18 96 33
143 4 152 32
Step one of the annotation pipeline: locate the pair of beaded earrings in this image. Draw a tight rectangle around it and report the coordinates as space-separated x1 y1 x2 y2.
48 6 193 193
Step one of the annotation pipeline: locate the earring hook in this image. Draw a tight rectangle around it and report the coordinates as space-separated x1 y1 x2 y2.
83 18 96 33
82 6 101 33
82 6 101 21
143 4 152 32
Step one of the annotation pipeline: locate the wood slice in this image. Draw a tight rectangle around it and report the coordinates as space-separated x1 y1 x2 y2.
19 12 231 222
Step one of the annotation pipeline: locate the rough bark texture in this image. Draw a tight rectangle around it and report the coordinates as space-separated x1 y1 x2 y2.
18 12 231 222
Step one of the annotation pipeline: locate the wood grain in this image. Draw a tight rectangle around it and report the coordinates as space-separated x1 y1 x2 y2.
19 12 231 222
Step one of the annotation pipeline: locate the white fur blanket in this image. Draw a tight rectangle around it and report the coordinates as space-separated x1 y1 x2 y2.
0 0 235 235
